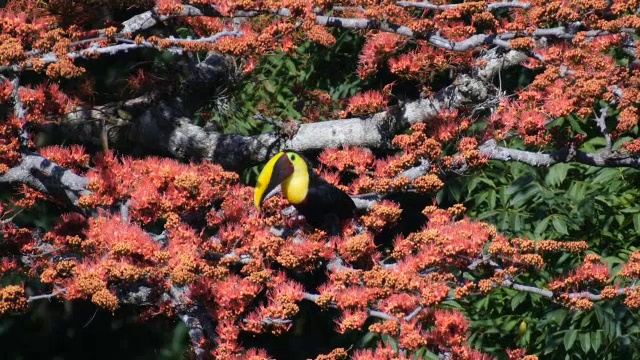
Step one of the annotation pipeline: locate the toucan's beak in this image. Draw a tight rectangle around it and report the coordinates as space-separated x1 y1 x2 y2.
254 153 294 209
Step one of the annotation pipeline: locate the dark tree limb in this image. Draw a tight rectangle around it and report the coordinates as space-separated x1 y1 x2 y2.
169 286 217 360
50 71 492 170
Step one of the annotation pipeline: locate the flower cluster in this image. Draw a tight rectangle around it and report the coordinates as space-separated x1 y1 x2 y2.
319 147 375 174
0 285 27 315
80 152 238 224
360 201 402 232
357 33 404 79
548 255 609 292
344 90 387 117
39 145 90 174
18 83 74 124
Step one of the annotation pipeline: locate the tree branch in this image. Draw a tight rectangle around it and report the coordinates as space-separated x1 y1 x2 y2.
109 3 635 66
169 285 217 360
27 289 66 303
593 106 612 152
478 139 640 168
26 31 240 70
53 71 492 170
0 152 91 205
396 1 531 11
120 5 209 34
501 279 628 301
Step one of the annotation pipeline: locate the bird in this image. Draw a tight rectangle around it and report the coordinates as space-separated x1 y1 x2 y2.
254 150 356 235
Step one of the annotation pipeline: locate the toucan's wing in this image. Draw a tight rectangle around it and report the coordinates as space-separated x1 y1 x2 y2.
296 176 355 233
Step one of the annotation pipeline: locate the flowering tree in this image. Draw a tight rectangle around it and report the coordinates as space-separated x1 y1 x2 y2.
1 0 640 359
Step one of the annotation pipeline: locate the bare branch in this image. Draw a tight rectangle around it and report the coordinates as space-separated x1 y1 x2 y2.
396 1 531 11
9 75 26 121
27 289 66 303
108 4 635 65
0 152 91 205
29 31 241 69
478 139 640 168
121 5 207 34
404 306 424 321
593 106 612 152
57 73 492 170
501 279 628 301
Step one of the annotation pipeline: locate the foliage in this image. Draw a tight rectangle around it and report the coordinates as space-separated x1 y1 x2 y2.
0 0 639 359
452 160 640 359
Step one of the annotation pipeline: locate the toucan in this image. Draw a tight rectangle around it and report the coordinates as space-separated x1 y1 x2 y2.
254 151 356 235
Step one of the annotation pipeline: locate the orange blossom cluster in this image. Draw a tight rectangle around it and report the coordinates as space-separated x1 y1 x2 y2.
344 90 388 117
79 151 239 224
548 254 610 292
18 83 74 124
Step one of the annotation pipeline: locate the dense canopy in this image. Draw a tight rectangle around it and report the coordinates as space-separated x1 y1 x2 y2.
0 0 639 359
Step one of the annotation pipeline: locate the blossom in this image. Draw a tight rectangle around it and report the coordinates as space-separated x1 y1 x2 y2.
0 285 27 315
319 147 375 174
428 309 470 347
357 33 403 79
345 90 387 117
361 201 402 232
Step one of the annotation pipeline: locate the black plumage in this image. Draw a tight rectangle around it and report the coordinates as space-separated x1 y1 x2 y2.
294 173 356 235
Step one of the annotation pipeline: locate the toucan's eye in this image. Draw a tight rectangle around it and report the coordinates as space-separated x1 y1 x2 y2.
289 154 296 161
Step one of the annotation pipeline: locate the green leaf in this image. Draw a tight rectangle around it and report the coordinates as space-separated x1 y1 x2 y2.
581 137 606 152
534 216 551 236
579 311 594 328
549 309 567 326
564 329 578 350
176 27 192 38
510 184 540 208
284 58 297 74
633 213 640 234
264 80 276 93
424 351 440 360
381 334 398 351
545 163 570 187
567 182 587 203
503 319 519 332
488 190 496 209
613 136 634 151
506 175 535 196
579 332 591 353
511 292 527 311
552 216 569 235
358 332 377 347
592 330 602 352
569 116 587 135
413 347 426 359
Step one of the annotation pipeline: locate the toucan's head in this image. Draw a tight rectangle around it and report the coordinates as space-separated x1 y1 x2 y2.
254 151 310 209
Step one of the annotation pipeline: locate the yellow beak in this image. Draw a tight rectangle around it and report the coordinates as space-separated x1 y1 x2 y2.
254 152 294 209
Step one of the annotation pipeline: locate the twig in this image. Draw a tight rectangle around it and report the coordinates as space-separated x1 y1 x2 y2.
254 114 284 129
28 246 65 258
404 306 424 321
500 279 628 301
27 289 66 303
8 74 30 148
594 105 611 152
